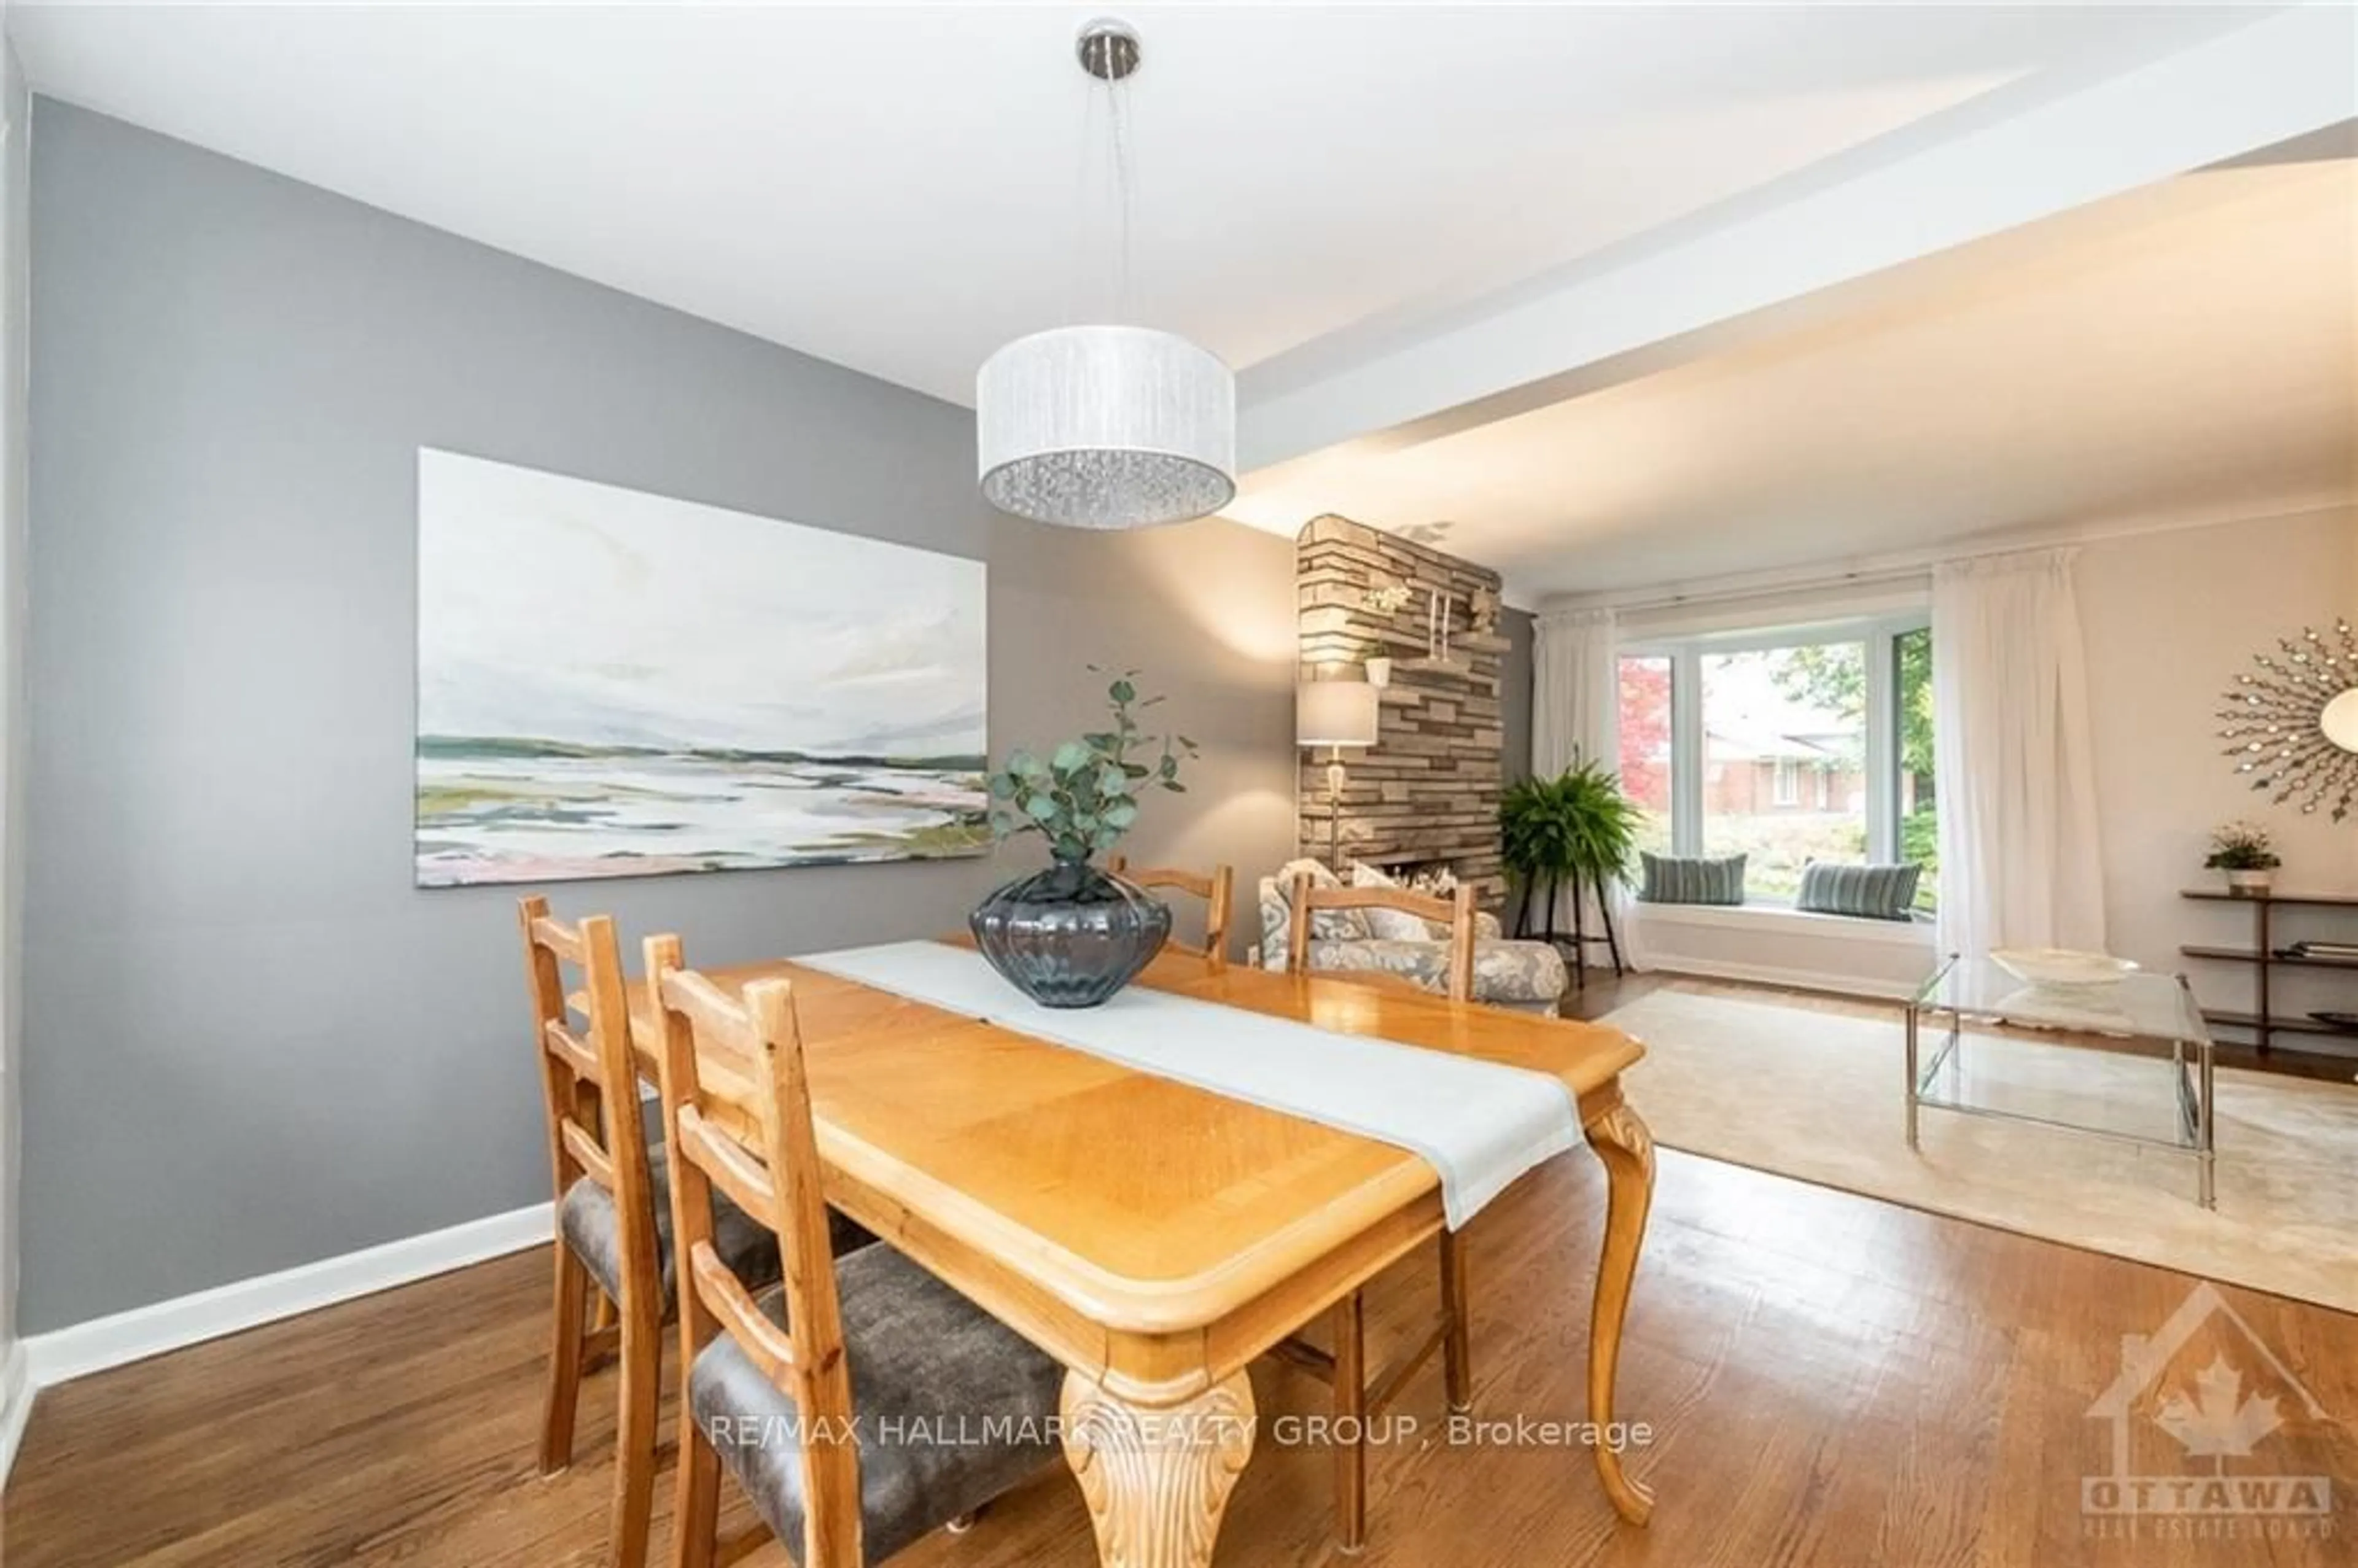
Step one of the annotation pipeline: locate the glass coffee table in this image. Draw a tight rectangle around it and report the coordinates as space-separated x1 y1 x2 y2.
1907 955 2216 1208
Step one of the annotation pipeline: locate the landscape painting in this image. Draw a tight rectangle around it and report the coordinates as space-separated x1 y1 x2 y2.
415 449 989 887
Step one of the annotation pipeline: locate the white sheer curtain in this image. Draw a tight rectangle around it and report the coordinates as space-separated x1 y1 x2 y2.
1931 548 2108 960
1532 609 1644 967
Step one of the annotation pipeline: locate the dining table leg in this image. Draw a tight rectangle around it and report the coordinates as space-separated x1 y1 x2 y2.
1060 1367 1257 1568
1585 1096 1657 1526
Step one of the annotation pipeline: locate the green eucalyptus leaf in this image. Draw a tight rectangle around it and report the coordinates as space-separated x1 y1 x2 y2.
1051 739 1091 775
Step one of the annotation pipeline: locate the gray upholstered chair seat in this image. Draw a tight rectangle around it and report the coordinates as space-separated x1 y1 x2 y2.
689 1243 1064 1564
559 1145 873 1306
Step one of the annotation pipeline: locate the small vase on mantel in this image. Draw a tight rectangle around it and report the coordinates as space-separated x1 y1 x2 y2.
2225 868 2274 897
970 850 1170 1008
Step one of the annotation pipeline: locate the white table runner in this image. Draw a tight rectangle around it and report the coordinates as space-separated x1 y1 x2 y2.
797 941 1583 1230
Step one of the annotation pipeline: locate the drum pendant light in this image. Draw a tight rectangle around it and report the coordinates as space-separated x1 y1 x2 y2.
976 19 1236 529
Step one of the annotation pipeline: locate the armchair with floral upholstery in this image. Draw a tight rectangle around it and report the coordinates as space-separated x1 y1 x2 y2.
1256 858 1568 1016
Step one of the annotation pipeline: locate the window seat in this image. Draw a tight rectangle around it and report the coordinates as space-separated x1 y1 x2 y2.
1631 899 1937 998
1635 899 1934 944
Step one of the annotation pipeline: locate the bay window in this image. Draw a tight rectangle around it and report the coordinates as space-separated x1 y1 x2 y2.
1614 653 1675 856
1617 613 1936 908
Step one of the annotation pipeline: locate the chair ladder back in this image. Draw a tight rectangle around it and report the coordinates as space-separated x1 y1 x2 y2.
1286 873 1477 1003
1108 855 1235 967
518 898 661 1298
646 939 863 1568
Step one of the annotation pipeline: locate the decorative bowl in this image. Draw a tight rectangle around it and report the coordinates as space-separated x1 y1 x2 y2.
1991 948 2139 989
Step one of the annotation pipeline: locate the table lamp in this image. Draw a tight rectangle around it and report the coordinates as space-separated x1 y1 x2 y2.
1298 678 1381 869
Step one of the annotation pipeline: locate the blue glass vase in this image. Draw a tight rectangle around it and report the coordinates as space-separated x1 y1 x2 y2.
970 850 1171 1008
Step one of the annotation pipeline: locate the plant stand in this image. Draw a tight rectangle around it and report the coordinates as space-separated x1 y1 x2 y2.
1563 869 1626 988
1517 870 1625 987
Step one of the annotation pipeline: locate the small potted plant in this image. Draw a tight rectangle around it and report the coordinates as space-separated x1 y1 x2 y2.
2204 820 2281 896
970 670 1197 1007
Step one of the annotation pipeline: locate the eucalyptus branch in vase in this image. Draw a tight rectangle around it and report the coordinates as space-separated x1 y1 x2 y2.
986 670 1199 862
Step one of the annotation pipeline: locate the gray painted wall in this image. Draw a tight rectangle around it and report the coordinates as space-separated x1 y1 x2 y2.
0 41 29 1360
1501 607 1534 786
21 101 1296 1332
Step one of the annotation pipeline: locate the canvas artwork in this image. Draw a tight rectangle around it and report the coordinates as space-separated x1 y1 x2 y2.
415 449 989 887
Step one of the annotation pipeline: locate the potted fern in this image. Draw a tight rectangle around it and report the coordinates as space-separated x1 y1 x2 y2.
1500 758 1645 951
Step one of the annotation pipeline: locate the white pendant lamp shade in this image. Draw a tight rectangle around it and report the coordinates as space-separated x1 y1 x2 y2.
976 324 1236 529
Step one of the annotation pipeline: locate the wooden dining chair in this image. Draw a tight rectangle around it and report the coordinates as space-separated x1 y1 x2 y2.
1282 871 1479 1551
646 936 1065 1568
519 898 787 1568
1286 872 1477 1004
1107 854 1235 967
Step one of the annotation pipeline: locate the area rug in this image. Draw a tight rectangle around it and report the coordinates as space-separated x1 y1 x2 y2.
1601 984 2358 1313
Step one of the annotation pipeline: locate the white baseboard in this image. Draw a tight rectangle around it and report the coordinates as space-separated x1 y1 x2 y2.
22 1201 553 1390
1642 955 1921 1001
0 1339 31 1492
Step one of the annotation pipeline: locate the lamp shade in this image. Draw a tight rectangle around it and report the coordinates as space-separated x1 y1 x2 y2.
1297 680 1380 749
976 325 1236 529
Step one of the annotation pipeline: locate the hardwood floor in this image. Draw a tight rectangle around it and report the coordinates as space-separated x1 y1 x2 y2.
6 1144 2352 1566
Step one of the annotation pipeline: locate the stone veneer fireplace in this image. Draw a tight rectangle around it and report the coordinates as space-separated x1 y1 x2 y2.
1296 515 1509 906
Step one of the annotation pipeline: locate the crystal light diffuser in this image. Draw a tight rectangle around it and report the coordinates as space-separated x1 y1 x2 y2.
977 325 1235 529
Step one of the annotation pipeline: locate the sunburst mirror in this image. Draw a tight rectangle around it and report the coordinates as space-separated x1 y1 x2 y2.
2217 618 2357 822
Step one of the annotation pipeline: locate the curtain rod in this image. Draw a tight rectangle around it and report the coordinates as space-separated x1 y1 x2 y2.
1534 496 2353 621
1589 562 1931 619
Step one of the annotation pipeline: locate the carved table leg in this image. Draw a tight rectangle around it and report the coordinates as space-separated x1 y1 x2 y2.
1060 1368 1257 1568
1586 1098 1657 1526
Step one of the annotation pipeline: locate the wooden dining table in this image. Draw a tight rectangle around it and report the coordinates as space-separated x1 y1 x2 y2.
611 943 1655 1567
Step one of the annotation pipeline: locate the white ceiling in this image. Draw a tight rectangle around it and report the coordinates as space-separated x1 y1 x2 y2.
14 4 2344 604
10 2 2255 408
1228 148 2358 600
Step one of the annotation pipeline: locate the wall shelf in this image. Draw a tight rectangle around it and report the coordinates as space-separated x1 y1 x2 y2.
2193 1008 2358 1039
2177 889 2358 1057
2179 944 2358 972
2180 888 2358 906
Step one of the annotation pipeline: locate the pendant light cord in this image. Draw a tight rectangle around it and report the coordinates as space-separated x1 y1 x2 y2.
1068 76 1097 328
1065 49 1135 327
1109 64 1134 324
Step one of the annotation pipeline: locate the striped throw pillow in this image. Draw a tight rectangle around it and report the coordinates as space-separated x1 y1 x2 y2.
1795 861 1923 922
1638 852 1746 906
